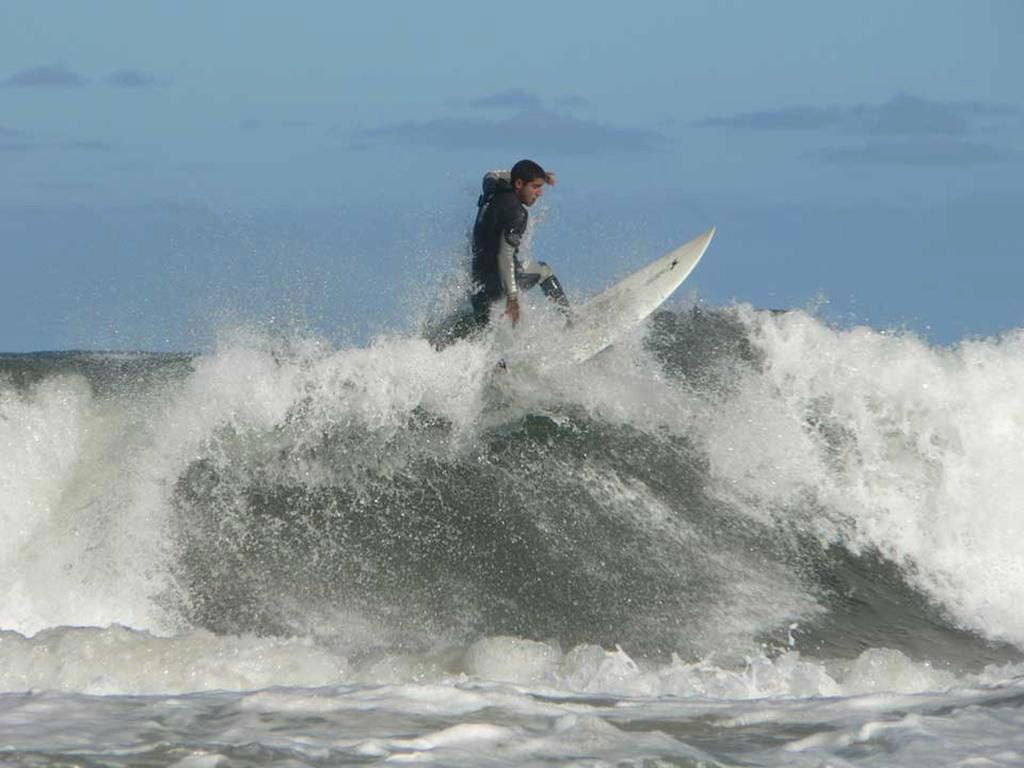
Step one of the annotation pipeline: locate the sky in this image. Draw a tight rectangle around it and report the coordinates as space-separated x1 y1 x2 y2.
1 0 1022 351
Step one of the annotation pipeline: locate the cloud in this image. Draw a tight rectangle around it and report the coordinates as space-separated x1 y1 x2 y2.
63 140 116 152
467 89 591 111
703 93 1020 167
556 95 591 109
811 138 1014 167
0 135 114 153
106 69 161 88
4 65 85 87
360 108 662 155
703 93 1018 137
704 105 843 132
468 88 545 110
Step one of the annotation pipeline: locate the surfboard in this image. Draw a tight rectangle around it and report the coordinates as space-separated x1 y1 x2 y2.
507 227 715 367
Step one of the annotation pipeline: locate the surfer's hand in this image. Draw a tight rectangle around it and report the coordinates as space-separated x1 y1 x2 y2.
544 172 557 186
505 295 521 325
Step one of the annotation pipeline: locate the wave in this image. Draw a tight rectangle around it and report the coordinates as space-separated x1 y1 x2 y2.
1 308 1022 679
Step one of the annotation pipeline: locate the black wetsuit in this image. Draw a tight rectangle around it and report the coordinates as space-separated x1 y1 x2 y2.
470 176 527 323
469 174 567 328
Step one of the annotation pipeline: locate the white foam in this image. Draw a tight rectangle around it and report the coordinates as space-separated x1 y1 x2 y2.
0 374 169 634
0 376 93 627
840 647 958 694
0 625 347 694
701 308 1024 646
3 619 1000 700
2 623 1023 768
457 638 990 700
463 636 562 685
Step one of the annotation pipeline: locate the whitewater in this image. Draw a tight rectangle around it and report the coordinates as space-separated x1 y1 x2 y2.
2 304 1024 767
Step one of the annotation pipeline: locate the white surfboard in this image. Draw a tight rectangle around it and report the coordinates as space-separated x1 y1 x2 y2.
508 227 715 366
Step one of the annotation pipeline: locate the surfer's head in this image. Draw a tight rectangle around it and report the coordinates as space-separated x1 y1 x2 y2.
511 159 549 207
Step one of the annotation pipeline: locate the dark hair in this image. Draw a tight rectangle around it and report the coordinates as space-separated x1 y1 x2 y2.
510 159 547 184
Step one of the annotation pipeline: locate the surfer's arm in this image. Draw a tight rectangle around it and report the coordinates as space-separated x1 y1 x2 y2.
496 236 518 297
497 203 528 297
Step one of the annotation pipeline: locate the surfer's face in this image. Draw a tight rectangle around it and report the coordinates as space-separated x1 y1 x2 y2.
514 178 545 207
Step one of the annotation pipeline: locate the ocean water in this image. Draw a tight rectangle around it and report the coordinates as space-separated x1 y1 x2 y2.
2 306 1024 767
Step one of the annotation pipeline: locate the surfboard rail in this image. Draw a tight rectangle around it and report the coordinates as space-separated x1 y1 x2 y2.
558 227 716 363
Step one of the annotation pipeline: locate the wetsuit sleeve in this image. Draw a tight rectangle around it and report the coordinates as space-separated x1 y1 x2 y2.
497 204 527 297
497 238 518 296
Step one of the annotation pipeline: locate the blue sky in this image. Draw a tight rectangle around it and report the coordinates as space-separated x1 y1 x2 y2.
1 1 1021 351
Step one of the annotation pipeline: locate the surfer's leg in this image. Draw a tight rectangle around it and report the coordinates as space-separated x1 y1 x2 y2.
430 290 493 351
522 262 569 311
430 309 474 350
539 274 569 309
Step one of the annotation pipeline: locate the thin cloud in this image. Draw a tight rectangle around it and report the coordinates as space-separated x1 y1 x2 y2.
850 94 971 136
557 95 591 109
811 138 1013 167
64 140 116 152
4 65 85 88
361 108 662 155
703 93 1018 137
106 69 162 88
468 88 544 110
467 89 592 111
0 136 114 153
704 105 842 131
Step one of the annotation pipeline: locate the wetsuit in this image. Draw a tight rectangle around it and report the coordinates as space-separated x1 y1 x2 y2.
469 170 568 328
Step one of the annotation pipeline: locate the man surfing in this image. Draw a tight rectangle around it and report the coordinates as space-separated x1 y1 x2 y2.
470 158 569 329
431 159 569 348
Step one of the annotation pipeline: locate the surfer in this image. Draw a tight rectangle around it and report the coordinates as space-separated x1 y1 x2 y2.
470 158 569 328
430 159 569 348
